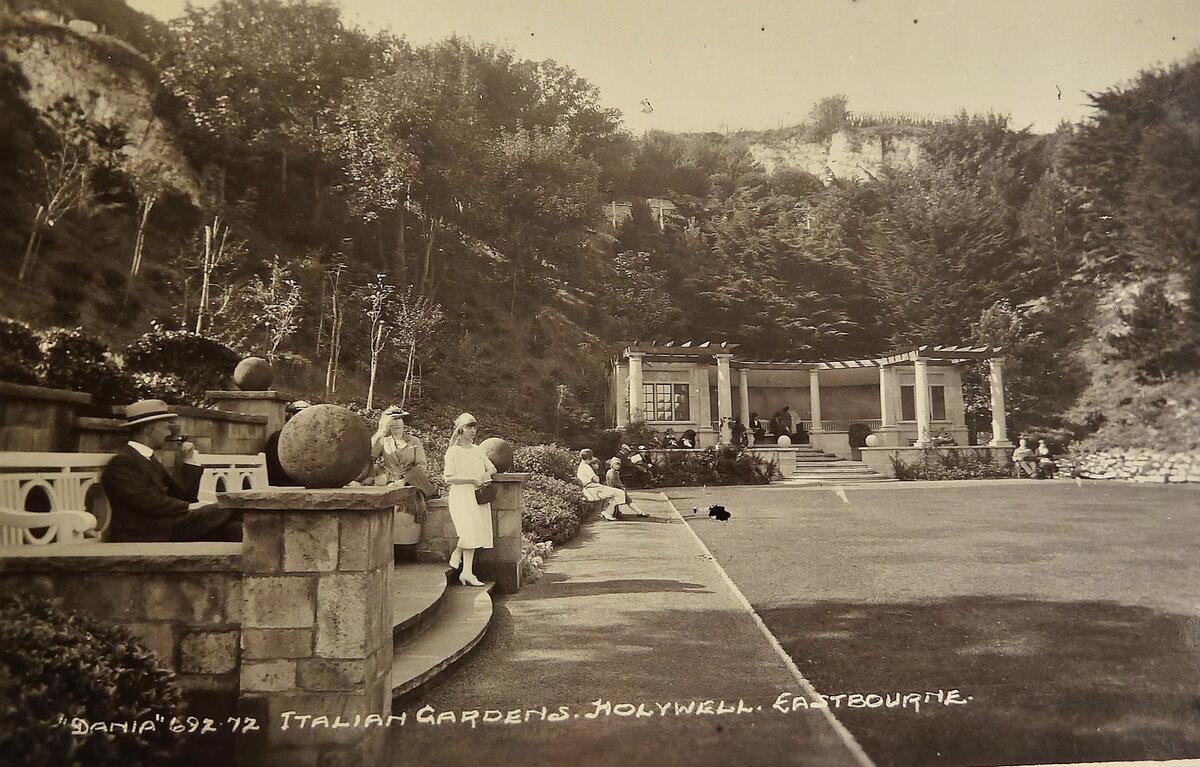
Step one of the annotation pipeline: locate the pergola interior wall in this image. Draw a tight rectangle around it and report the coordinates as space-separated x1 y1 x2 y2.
616 343 1010 448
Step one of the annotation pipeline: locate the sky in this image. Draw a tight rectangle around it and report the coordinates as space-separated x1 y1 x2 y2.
127 0 1200 135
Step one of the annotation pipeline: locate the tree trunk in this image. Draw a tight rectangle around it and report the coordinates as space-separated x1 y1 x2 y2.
395 206 407 284
126 195 155 301
312 167 322 226
419 218 438 295
366 358 378 411
18 205 47 282
280 147 288 198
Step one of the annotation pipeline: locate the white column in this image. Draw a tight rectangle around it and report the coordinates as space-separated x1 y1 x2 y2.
914 358 931 447
628 352 644 423
738 369 750 423
715 354 734 425
615 365 628 428
988 358 1012 446
808 369 823 431
878 366 895 427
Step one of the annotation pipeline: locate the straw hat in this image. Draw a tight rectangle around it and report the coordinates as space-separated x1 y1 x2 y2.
123 399 177 428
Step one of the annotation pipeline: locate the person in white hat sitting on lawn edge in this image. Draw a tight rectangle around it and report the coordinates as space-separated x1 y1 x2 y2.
100 399 241 542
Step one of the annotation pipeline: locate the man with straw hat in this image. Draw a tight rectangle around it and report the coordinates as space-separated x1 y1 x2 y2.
100 399 240 542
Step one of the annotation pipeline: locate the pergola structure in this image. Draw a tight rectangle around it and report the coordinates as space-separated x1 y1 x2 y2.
610 341 1010 449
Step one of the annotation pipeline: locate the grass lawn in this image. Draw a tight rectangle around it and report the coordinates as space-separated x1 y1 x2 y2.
666 481 1200 767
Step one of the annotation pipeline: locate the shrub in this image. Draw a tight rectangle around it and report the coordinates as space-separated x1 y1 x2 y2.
0 317 42 385
521 473 586 544
848 422 872 450
653 446 778 487
0 594 183 767
620 420 660 449
891 449 1013 481
591 429 624 462
513 444 579 484
130 371 191 405
124 325 239 405
36 328 136 408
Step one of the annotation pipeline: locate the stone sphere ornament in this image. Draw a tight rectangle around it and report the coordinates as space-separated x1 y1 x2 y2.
277 404 371 488
233 356 273 391
865 434 880 448
776 434 792 447
480 437 514 473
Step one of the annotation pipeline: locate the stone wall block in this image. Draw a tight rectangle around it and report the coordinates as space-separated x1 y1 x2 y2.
315 573 369 657
243 513 285 573
369 510 392 571
144 576 224 623
223 577 243 623
125 622 177 669
339 515 371 571
283 513 339 572
181 630 239 675
242 660 297 692
243 576 316 629
495 507 521 538
87 574 145 621
242 628 314 660
296 658 367 691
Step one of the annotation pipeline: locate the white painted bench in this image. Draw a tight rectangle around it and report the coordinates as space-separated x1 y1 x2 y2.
0 451 268 546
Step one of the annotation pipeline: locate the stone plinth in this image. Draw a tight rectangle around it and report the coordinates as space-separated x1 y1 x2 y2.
206 390 292 441
0 381 91 451
218 486 399 767
412 473 528 594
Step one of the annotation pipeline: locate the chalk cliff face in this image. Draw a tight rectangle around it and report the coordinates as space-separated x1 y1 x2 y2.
747 130 923 182
2 20 205 204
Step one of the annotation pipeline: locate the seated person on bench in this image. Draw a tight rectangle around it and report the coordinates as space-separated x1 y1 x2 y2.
1011 438 1038 479
101 399 241 542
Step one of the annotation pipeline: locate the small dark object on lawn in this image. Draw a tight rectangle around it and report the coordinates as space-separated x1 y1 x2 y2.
708 504 731 521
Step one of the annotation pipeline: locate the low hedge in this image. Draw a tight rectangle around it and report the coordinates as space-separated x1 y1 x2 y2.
521 473 587 545
512 444 579 484
891 449 1012 480
651 446 778 487
0 594 183 767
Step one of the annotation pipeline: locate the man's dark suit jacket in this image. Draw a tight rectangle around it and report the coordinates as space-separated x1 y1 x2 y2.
101 445 204 542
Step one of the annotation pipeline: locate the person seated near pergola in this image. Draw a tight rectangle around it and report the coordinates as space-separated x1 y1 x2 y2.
749 412 766 444
1011 438 1038 479
101 399 241 542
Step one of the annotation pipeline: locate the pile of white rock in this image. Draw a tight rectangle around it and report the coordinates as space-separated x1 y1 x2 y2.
1074 449 1200 483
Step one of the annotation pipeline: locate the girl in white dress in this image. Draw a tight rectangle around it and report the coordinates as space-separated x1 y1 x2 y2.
443 412 496 586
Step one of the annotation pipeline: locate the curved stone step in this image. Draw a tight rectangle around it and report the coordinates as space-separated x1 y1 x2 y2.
392 563 453 640
390 584 494 701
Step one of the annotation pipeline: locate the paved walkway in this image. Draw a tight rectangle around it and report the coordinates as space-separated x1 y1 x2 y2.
392 493 868 767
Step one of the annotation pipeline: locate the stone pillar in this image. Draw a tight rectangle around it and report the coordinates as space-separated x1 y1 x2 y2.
471 474 529 593
988 358 1012 446
738 369 750 423
219 486 402 767
715 354 734 434
878 366 895 427
206 390 292 440
914 359 932 447
627 352 644 423
808 369 823 432
412 475 529 594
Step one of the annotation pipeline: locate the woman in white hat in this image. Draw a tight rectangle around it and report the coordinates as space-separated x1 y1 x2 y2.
443 413 496 586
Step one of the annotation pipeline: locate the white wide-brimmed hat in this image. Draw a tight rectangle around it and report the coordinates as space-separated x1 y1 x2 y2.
124 399 178 428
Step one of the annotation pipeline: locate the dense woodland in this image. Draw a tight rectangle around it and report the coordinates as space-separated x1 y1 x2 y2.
0 0 1197 450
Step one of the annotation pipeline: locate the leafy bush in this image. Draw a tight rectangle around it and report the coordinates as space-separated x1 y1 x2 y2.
36 328 136 408
521 473 586 544
620 420 661 449
513 444 579 484
591 429 624 462
848 422 872 450
0 594 183 767
130 371 191 405
891 449 1013 480
652 446 778 487
0 316 42 385
124 325 239 405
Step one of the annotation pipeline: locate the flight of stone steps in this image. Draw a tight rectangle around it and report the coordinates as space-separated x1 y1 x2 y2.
781 445 895 485
389 562 495 703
